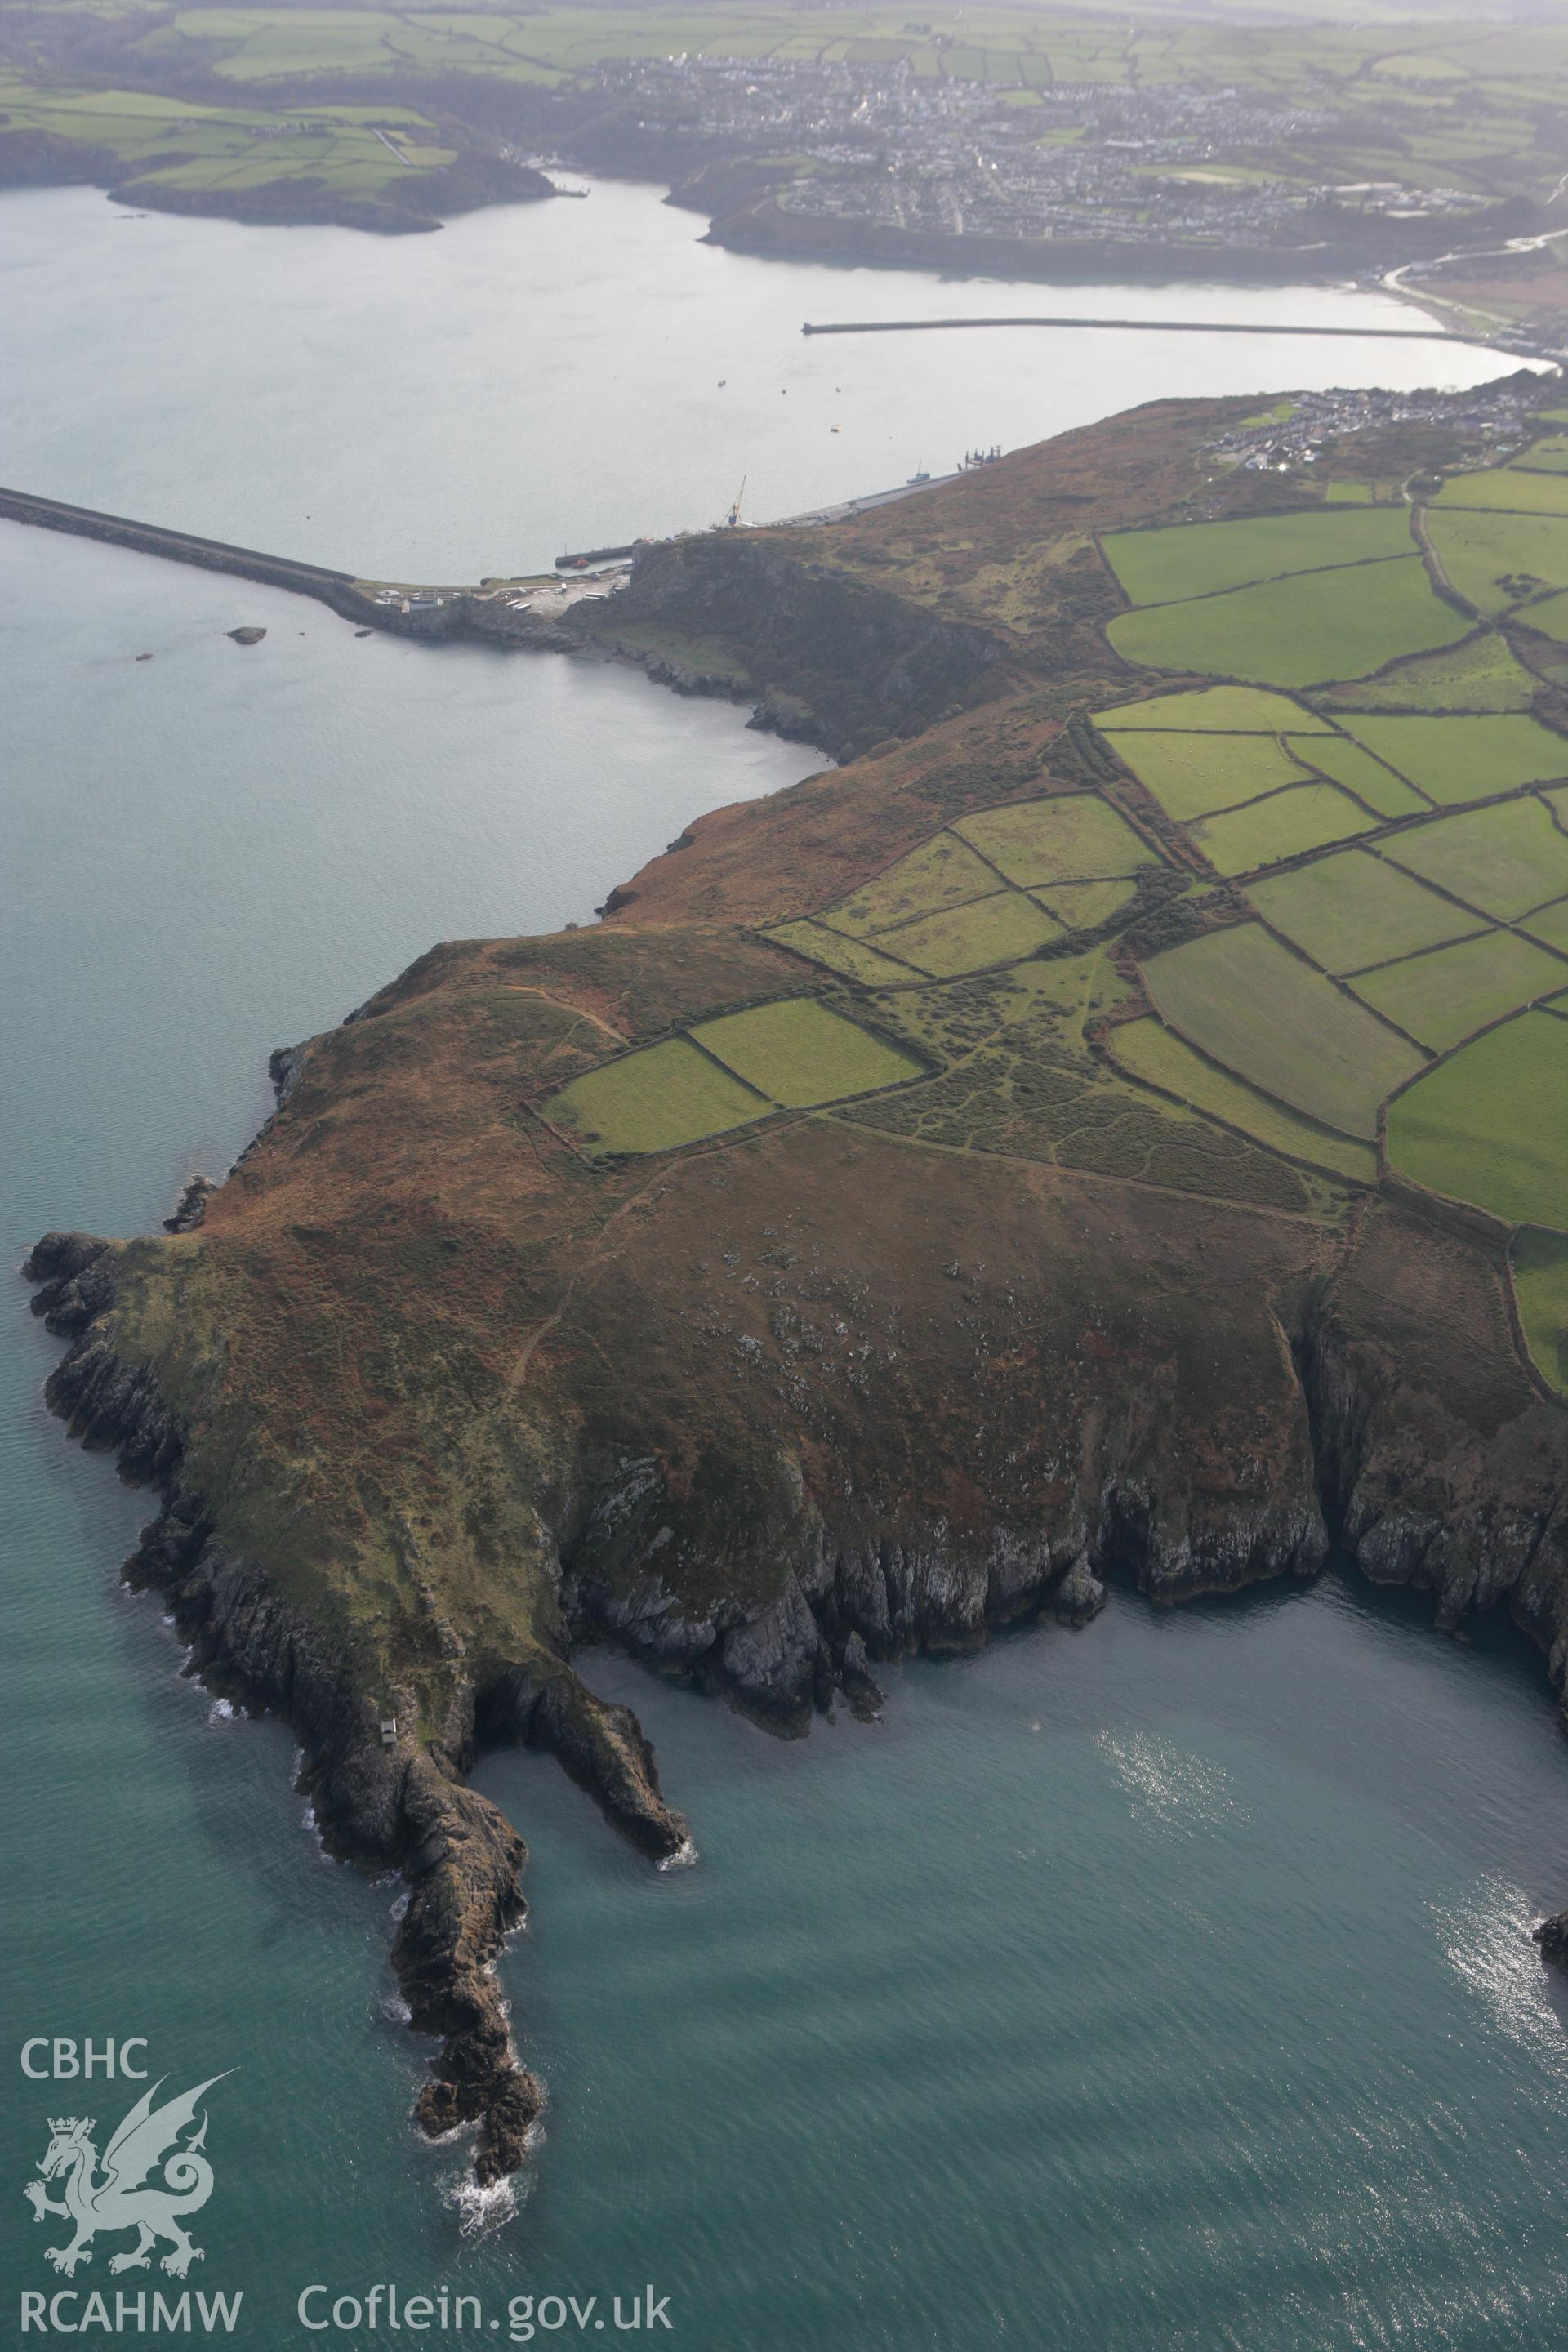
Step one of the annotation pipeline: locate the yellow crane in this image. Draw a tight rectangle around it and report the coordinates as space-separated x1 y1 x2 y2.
723 475 746 529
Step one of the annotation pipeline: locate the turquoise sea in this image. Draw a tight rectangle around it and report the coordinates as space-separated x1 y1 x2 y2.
4 180 1566 2350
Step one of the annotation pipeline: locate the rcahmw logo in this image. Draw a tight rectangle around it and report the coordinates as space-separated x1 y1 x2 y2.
19 2044 242 2336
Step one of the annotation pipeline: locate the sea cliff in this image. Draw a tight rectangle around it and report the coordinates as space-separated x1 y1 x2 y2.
29 392 1568 2181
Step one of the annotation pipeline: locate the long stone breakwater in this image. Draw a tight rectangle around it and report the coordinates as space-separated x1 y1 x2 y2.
0 483 576 647
800 314 1481 343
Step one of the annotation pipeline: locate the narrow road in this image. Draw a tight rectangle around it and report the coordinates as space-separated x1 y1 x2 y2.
1383 228 1568 342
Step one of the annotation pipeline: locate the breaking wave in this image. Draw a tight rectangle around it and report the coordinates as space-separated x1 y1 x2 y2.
441 2149 535 2239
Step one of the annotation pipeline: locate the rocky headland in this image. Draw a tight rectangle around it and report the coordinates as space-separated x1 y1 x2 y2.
27 393 1568 2180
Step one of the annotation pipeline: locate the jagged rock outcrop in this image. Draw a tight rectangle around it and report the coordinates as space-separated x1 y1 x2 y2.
1535 1910 1568 1965
24 1234 616 2183
393 1755 542 2182
617 532 1009 756
484 1665 688 1857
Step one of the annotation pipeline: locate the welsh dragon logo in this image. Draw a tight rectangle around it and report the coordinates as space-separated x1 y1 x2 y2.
24 2074 232 2279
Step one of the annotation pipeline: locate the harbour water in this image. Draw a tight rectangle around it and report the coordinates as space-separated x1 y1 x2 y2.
3 177 1565 2350
0 176 1508 577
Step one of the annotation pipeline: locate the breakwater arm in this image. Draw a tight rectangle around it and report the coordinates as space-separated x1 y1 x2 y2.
0 483 365 600
0 483 581 646
801 314 1482 344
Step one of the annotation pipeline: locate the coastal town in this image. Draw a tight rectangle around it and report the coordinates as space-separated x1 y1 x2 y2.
541 46 1538 286
1207 372 1559 474
598 52 1491 247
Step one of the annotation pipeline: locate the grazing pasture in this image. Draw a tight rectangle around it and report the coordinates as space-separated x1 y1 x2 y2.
1105 1016 1378 1180
1512 1229 1568 1392
1138 922 1423 1136
1424 509 1568 614
1106 557 1468 687
1348 929 1567 1049
1386 1009 1568 1228
693 998 923 1104
1382 797 1568 919
1093 686 1330 734
1523 898 1568 952
1247 849 1475 972
1031 878 1139 931
823 832 1000 934
1187 782 1377 875
1109 733 1315 822
953 795 1156 884
0 74 456 201
1313 630 1538 712
1515 590 1568 643
552 1038 769 1156
1515 436 1568 474
1100 506 1414 606
877 889 1060 975
761 921 917 982
1334 713 1568 804
1431 465 1568 516
1286 735 1429 817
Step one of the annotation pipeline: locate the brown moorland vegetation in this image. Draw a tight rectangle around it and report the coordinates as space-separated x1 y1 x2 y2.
29 390 1568 2185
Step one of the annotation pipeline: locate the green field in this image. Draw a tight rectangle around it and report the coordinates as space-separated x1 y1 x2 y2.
1109 732 1315 821
1106 1016 1378 1180
0 75 457 202
550 1037 769 1155
1312 630 1538 713
1512 1228 1568 1392
1031 878 1139 931
1106 558 1469 688
1349 929 1566 1049
823 831 1000 935
1100 506 1414 607
1424 510 1568 615
1514 590 1568 644
1524 897 1568 952
693 998 922 1104
1285 734 1429 817
1247 848 1475 973
1139 922 1424 1137
952 795 1156 884
1186 783 1377 876
1093 685 1330 734
1515 435 1568 476
1334 713 1568 804
761 920 917 982
1387 1009 1568 1227
1432 465 1568 517
1382 796 1568 919
877 889 1059 975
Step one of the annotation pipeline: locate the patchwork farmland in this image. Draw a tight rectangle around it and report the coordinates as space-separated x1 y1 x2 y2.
546 428 1568 1396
